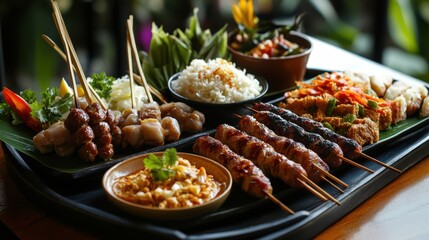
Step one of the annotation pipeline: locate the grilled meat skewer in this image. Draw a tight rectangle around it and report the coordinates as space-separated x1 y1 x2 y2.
215 124 340 204
193 135 295 214
254 103 401 173
253 102 362 159
237 115 347 189
193 136 272 198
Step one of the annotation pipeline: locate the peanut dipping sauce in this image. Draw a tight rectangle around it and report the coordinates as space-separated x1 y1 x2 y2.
113 157 221 208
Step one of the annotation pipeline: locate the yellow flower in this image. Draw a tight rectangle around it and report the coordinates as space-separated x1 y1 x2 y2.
232 0 258 29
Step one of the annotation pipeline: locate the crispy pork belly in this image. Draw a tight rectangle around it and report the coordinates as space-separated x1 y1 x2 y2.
333 104 359 116
161 117 181 141
140 118 164 146
139 102 161 121
33 121 75 157
33 131 53 154
121 124 144 149
347 118 379 145
160 102 205 133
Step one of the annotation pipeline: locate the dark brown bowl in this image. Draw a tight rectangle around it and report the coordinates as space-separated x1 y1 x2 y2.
228 31 312 93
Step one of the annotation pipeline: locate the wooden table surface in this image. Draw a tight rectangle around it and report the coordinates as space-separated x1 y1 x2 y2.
1 38 429 239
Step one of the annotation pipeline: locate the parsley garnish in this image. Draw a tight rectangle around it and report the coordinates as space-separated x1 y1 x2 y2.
143 148 178 181
89 72 114 99
29 88 73 126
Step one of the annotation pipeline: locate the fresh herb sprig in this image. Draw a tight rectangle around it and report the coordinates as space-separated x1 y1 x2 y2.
143 148 179 181
30 88 73 126
89 72 115 99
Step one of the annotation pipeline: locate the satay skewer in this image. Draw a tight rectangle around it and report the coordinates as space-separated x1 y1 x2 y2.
359 152 401 173
299 174 341 205
252 103 402 173
133 73 168 104
247 107 375 174
338 155 374 173
215 124 341 205
234 113 348 191
263 190 295 214
193 136 295 214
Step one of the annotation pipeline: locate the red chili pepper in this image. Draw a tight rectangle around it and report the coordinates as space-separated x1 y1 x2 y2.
2 87 41 132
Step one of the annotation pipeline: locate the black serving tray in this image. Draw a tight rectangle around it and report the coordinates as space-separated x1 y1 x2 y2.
4 68 429 239
4 122 429 239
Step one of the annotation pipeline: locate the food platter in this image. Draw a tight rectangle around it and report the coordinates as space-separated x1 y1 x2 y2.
3 68 429 239
2 69 429 181
4 117 429 239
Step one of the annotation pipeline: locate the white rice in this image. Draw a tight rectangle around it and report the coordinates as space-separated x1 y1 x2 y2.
172 58 262 103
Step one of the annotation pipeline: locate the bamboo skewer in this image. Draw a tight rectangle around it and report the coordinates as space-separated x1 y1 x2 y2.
43 34 107 109
313 164 348 189
42 33 168 106
133 73 168 104
50 3 78 108
297 178 327 202
358 152 401 173
126 26 136 109
338 155 374 174
264 190 295 215
321 176 344 193
50 0 93 106
50 0 108 110
126 15 153 103
300 174 341 205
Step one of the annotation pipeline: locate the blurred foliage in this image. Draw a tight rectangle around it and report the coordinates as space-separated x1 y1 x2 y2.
304 0 429 82
1 0 429 92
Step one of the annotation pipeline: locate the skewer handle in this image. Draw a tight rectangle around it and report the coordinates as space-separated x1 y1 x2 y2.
264 190 295 215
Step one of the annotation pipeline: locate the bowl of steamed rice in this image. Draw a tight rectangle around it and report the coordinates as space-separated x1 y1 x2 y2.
168 58 268 109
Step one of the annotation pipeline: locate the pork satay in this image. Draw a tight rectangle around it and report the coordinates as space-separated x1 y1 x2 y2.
238 115 329 182
71 125 94 146
140 118 164 146
215 124 307 188
253 102 362 159
160 102 205 133
121 124 144 148
85 102 106 125
161 116 181 141
253 111 343 168
193 135 272 198
64 108 90 133
78 141 98 162
139 101 161 121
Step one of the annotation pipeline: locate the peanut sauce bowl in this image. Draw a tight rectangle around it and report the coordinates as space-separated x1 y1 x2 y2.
102 152 232 220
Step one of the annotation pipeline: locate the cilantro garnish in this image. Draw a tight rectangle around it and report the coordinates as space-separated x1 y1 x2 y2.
143 148 179 181
30 88 73 126
89 72 114 99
